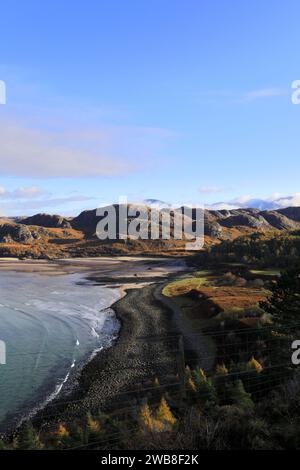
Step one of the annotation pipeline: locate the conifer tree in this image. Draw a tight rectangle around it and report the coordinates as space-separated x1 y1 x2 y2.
87 412 101 437
153 377 160 387
188 377 197 393
156 397 177 428
140 403 164 432
17 422 42 450
260 265 300 326
192 368 218 404
227 380 254 410
216 364 229 376
0 439 6 450
247 357 263 373
53 423 72 449
56 423 69 438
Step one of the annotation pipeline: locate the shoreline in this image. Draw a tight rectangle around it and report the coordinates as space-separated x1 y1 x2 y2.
0 256 189 433
30 279 184 429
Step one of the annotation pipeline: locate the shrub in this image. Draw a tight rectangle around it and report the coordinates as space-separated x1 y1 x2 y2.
17 422 42 450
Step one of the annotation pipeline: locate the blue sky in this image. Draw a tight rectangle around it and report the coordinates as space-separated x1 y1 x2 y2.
0 0 300 215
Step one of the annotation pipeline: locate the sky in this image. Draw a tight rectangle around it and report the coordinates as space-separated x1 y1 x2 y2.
0 0 300 216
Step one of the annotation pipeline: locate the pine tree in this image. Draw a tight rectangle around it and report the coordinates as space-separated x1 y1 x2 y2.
140 404 164 433
185 365 192 378
53 423 72 448
192 368 218 404
227 380 254 410
187 377 197 393
0 439 6 450
260 265 300 326
216 364 229 376
87 412 101 439
17 422 42 450
56 423 69 438
156 397 177 428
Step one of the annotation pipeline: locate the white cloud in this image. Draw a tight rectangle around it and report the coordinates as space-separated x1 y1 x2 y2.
200 87 288 104
0 120 173 178
0 186 47 200
207 193 300 211
0 122 129 178
273 193 300 208
0 185 95 216
241 88 288 102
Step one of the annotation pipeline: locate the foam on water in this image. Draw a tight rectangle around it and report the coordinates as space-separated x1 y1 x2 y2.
0 271 121 431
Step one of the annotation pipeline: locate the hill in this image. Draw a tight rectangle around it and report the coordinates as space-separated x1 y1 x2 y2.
0 204 300 259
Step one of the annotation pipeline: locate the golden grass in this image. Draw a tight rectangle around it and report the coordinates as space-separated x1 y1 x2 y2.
250 269 281 276
162 276 209 297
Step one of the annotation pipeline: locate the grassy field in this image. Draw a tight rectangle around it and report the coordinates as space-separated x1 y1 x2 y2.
162 276 210 297
162 267 270 329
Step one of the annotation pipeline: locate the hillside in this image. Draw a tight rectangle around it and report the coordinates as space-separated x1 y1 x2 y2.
0 205 300 259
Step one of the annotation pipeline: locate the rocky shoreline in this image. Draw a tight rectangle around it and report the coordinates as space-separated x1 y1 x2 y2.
30 281 181 429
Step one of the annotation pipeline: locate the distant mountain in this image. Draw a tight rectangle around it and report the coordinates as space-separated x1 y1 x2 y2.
18 205 300 237
1 204 300 259
143 199 172 209
70 204 300 239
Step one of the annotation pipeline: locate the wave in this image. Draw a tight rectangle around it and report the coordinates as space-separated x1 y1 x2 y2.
0 271 121 432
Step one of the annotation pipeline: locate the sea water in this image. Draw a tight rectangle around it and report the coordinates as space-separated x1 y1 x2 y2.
0 270 120 431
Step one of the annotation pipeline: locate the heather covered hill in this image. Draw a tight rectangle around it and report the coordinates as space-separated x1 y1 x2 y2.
0 204 300 259
71 205 300 235
0 219 83 259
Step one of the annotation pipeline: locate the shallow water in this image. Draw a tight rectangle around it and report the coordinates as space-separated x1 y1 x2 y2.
0 271 120 431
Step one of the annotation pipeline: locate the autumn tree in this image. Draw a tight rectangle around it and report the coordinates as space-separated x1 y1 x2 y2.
156 397 177 429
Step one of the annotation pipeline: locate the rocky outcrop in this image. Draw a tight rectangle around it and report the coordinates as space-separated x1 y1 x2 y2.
218 212 271 230
261 210 300 230
19 213 72 229
276 207 300 223
204 221 223 238
71 209 98 233
0 223 34 243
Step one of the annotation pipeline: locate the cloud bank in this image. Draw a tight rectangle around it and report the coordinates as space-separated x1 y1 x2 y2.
207 193 300 211
0 120 172 178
